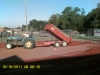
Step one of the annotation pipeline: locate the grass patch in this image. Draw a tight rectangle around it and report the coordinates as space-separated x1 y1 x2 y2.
73 36 100 42
0 37 7 42
0 36 100 43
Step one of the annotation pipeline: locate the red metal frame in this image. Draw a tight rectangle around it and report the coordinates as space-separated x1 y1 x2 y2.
45 24 72 42
36 24 72 47
36 40 62 47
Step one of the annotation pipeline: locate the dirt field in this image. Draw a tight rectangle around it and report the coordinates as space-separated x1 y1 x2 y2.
0 40 99 62
0 40 100 74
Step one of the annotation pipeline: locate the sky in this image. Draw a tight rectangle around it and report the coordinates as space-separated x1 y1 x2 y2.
0 0 100 28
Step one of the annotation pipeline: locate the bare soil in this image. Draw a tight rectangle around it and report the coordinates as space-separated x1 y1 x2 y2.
0 40 100 74
0 40 99 62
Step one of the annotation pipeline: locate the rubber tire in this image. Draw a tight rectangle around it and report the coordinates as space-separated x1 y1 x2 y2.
54 42 60 47
6 43 13 49
23 39 35 49
61 41 67 47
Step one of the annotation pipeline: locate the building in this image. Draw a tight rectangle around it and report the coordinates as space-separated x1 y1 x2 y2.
88 28 100 36
0 27 4 32
0 28 4 37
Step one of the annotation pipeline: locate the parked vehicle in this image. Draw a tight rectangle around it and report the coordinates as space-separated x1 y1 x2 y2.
76 34 86 36
6 24 72 49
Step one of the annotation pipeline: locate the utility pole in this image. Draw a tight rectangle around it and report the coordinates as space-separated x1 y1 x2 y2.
25 0 28 32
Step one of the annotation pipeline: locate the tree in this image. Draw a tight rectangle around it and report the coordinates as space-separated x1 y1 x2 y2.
97 2 100 8
29 19 47 30
84 3 100 29
29 19 38 29
48 14 60 25
3 27 10 30
48 6 85 30
90 18 100 28
22 25 26 31
61 7 85 30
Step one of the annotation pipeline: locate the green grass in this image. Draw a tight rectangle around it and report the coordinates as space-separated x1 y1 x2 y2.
0 36 100 43
73 36 100 42
0 37 7 42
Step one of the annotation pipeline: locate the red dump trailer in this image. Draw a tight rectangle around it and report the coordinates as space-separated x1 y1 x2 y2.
36 24 72 47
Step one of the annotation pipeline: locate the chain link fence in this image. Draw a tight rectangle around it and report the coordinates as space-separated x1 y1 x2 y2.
1 30 53 38
1 28 100 42
65 28 100 42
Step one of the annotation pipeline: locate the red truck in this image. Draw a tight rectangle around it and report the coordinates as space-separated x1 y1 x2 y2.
36 24 72 47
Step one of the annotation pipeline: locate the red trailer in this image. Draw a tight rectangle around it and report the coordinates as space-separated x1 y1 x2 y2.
36 24 72 47
6 24 72 49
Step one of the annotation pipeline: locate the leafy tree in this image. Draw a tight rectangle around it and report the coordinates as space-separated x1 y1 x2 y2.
84 3 100 29
48 14 60 25
22 25 26 31
48 6 85 31
97 2 100 8
29 19 47 30
29 19 38 29
61 7 85 30
3 27 10 30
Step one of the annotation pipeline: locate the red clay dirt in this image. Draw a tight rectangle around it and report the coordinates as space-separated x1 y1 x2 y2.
71 45 100 57
0 41 96 48
0 41 100 62
69 41 94 46
0 42 6 48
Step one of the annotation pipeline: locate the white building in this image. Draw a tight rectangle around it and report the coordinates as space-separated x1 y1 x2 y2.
88 28 100 36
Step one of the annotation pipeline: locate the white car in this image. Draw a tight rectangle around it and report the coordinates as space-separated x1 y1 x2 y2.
80 34 86 36
76 34 86 36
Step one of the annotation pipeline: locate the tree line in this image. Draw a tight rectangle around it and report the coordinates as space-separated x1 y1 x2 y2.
22 3 100 31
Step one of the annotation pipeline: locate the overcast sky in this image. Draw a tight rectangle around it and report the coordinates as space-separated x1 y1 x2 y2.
0 0 100 28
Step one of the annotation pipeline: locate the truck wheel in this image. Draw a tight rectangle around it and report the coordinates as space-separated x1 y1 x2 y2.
23 39 35 49
54 42 60 47
61 41 67 47
6 43 13 49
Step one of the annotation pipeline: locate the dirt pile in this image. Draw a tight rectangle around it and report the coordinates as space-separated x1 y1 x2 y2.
69 41 93 46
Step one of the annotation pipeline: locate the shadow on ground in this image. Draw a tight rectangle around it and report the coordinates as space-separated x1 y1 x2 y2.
0 54 100 75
